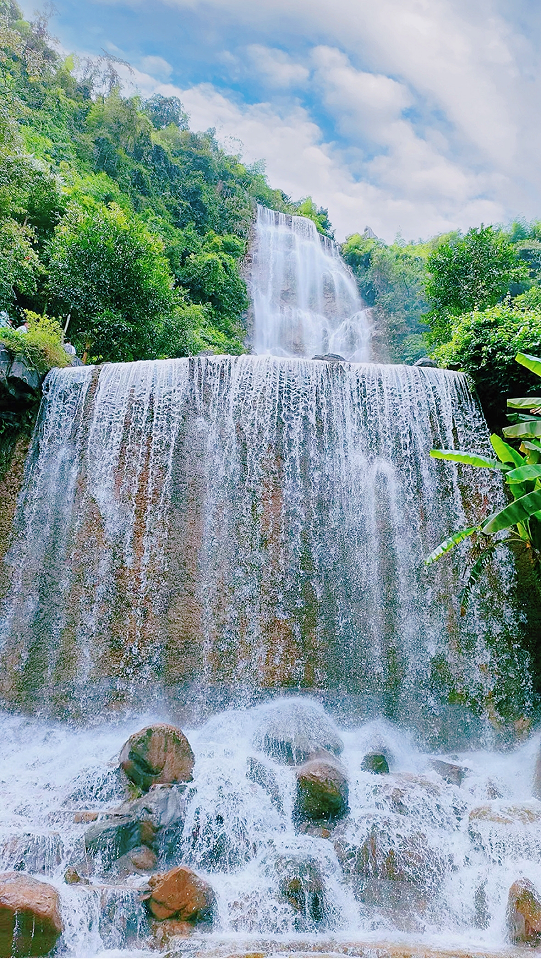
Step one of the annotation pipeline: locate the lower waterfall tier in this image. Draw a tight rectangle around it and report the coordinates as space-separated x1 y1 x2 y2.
0 356 533 735
0 698 540 957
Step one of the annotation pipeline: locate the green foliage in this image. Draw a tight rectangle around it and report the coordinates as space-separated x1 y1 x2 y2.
341 231 431 362
424 226 528 346
0 309 69 372
426 352 541 609
0 1 302 362
291 197 334 238
434 303 541 430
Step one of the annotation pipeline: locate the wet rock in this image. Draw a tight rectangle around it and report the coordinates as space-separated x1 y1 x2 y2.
414 357 438 368
297 822 332 839
533 747 541 799
152 918 194 945
0 872 63 957
279 860 326 922
144 865 215 923
64 867 90 885
246 757 283 811
73 811 99 824
429 759 468 786
469 802 541 827
312 353 346 363
361 752 389 774
252 700 343 766
113 845 157 877
120 723 195 791
0 833 64 876
295 755 348 824
369 772 465 827
507 878 541 944
356 877 428 929
84 815 154 869
334 815 449 899
7 356 41 395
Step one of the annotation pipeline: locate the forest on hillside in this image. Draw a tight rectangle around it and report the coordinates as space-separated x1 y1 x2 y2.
0 0 331 364
3 0 541 427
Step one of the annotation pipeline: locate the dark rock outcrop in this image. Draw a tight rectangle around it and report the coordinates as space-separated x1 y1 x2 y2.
414 357 438 368
507 878 541 944
312 353 346 363
295 754 349 824
120 724 194 791
429 759 468 786
144 866 215 923
246 757 283 811
0 872 63 957
279 859 326 922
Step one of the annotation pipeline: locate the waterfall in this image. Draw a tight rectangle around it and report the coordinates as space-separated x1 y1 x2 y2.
0 356 529 732
0 208 537 958
250 206 372 360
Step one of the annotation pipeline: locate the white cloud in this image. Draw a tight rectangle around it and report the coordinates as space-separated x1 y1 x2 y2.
244 45 309 88
140 55 173 80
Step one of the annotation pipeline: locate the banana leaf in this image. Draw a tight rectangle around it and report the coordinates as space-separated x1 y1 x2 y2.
503 420 541 438
482 489 541 534
516 352 541 377
505 464 541 483
490 433 524 467
425 526 478 565
507 397 541 409
430 449 508 470
522 440 541 452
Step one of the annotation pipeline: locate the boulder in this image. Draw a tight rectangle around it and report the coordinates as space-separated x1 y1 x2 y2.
507 878 541 944
295 755 348 824
120 723 194 791
113 845 157 877
252 700 343 766
84 815 154 869
312 353 346 363
64 867 89 885
7 355 42 396
361 752 389 775
144 865 215 923
429 759 468 786
152 919 194 945
414 357 438 368
0 872 63 958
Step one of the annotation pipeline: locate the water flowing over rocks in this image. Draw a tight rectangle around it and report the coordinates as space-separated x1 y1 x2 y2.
119 723 194 790
294 754 349 824
0 872 63 957
252 700 344 766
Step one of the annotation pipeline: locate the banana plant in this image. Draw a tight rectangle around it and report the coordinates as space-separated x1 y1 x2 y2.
425 352 541 611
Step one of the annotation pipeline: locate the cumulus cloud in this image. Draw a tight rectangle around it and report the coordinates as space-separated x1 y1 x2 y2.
53 0 541 238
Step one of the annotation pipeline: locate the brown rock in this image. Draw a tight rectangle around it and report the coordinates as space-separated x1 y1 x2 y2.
507 878 541 944
152 919 194 945
73 811 99 824
280 864 325 921
64 867 89 885
469 803 541 827
145 866 215 923
294 756 348 824
0 872 63 957
120 723 194 791
113 845 158 878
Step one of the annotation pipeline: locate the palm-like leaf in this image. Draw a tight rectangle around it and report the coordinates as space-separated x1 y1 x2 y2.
430 449 508 470
503 421 541 438
507 397 541 409
425 526 479 565
482 490 541 534
459 544 498 615
490 433 524 467
516 352 541 377
505 464 541 483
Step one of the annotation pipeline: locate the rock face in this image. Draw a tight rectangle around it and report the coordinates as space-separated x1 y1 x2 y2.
361 752 390 774
279 859 326 923
84 815 152 868
120 724 195 791
252 700 343 766
144 866 215 923
507 878 541 944
0 872 63 957
429 759 467 786
414 357 438 368
246 757 283 811
295 755 349 824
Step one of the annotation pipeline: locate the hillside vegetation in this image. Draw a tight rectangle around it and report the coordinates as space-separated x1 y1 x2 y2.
0 0 331 364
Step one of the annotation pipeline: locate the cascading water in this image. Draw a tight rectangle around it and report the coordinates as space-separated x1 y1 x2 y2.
250 205 372 360
0 209 539 958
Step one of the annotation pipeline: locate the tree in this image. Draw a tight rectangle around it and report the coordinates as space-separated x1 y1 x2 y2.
46 200 176 362
425 226 528 346
434 301 541 430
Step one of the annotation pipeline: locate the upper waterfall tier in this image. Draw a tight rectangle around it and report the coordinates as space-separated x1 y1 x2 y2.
0 356 530 735
250 206 372 361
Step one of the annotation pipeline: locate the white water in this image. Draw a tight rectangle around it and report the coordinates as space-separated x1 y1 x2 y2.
250 206 372 360
0 699 540 956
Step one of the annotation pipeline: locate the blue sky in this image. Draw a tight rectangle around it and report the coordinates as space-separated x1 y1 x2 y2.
18 0 541 241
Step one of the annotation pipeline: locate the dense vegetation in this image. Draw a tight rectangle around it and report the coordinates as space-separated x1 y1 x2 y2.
0 0 331 365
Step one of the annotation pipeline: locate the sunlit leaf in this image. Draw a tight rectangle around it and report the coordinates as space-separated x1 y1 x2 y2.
516 352 541 378
425 526 478 565
482 490 541 534
490 433 524 466
505 464 541 483
503 420 541 438
430 449 508 470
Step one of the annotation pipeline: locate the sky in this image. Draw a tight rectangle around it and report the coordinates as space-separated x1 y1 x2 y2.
17 0 541 241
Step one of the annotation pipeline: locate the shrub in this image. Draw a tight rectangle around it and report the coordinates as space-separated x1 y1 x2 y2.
0 310 70 373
